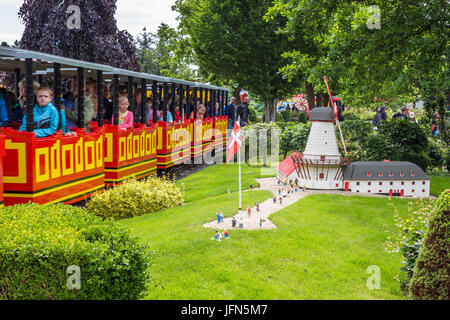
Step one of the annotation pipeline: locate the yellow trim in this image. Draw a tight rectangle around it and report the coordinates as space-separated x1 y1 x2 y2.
35 147 50 183
96 137 103 168
75 138 84 173
5 174 104 198
50 140 61 179
84 141 96 171
4 140 27 184
104 133 114 162
62 144 74 176
104 158 157 173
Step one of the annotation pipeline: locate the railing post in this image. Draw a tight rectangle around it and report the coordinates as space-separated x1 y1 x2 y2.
97 70 104 127
163 82 168 122
113 74 119 126
77 67 85 129
53 63 62 130
14 68 21 98
152 81 158 123
141 78 147 125
25 58 34 133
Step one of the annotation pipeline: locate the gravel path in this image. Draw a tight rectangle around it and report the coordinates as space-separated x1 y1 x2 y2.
202 177 414 231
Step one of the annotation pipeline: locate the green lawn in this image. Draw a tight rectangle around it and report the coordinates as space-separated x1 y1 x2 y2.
430 175 449 197
176 164 274 203
119 164 414 300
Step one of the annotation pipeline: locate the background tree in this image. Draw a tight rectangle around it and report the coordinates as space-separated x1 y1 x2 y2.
268 0 449 109
173 0 304 122
135 23 198 80
18 0 139 70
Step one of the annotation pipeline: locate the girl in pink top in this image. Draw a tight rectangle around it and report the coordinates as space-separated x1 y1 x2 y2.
112 96 134 130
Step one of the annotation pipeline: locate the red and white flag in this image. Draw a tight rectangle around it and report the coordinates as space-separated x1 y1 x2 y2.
226 122 242 166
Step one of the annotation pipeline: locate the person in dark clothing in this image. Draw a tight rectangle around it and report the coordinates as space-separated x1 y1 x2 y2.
225 96 236 129
393 107 408 120
0 88 15 128
336 101 345 122
236 97 250 127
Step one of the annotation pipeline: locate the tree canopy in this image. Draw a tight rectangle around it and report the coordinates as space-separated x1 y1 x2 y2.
173 0 304 120
18 0 139 71
268 0 449 108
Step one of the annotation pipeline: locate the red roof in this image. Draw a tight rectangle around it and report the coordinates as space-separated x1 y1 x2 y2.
278 152 301 176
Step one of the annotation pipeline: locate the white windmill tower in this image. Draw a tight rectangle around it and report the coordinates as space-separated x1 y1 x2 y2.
292 107 347 190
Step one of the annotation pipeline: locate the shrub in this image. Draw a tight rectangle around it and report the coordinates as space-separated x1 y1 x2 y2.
248 105 258 123
0 203 150 300
409 190 450 300
385 197 434 290
87 176 184 220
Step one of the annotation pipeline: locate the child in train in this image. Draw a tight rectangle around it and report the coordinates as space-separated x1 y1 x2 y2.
111 96 134 130
19 86 59 138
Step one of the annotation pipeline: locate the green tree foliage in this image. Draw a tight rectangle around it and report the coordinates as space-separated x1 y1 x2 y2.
409 190 450 300
280 122 311 158
173 0 304 120
135 24 197 79
268 0 449 107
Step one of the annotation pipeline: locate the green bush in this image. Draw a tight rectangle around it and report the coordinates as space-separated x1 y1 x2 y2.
385 197 434 290
248 105 258 123
87 176 184 220
0 203 150 300
409 190 450 300
298 111 308 124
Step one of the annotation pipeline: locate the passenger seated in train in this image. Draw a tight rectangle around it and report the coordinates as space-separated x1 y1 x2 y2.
112 96 134 130
132 88 149 125
147 98 160 125
157 99 173 123
190 104 206 120
61 76 94 133
18 86 59 138
0 88 17 128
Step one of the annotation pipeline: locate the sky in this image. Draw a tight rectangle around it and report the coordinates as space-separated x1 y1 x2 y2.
0 0 179 45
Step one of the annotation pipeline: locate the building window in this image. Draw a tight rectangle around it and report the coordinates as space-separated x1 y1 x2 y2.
400 172 404 177
367 172 371 177
412 189 415 193
368 182 372 186
401 182 405 186
390 182 393 186
379 182 382 186
368 190 371 193
356 182 360 186
389 172 393 177
411 172 415 177
379 172 383 177
379 190 382 193
319 173 324 179
356 190 360 193
422 181 426 185
320 156 325 161
412 181 415 185
422 189 425 193
336 184 339 188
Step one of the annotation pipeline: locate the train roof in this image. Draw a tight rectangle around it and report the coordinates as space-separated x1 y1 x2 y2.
0 47 231 92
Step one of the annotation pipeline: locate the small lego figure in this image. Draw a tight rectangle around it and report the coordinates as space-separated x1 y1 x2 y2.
255 202 260 211
247 207 251 217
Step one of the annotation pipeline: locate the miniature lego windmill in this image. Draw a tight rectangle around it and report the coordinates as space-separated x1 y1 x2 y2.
292 107 348 189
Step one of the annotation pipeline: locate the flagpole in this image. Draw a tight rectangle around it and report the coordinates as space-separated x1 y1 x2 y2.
238 116 242 213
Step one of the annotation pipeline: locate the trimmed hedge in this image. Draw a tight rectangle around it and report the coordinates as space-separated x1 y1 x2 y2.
409 190 450 300
87 176 184 220
0 203 150 300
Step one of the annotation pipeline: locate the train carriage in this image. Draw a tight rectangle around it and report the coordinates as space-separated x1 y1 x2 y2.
0 47 231 206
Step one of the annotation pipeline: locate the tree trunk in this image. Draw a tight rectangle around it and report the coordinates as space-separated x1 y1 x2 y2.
305 80 316 111
232 87 241 105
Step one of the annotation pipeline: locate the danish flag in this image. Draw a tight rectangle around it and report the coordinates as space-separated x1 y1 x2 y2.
226 122 242 166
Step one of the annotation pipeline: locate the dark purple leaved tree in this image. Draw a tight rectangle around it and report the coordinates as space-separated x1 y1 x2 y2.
18 0 140 71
